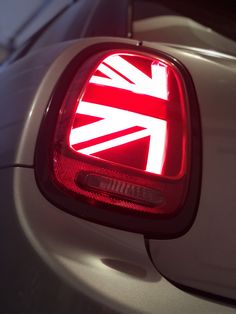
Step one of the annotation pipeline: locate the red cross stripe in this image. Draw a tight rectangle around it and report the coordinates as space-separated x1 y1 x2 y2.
69 53 169 175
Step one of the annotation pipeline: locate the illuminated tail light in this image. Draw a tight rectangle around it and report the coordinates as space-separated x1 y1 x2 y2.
36 45 201 237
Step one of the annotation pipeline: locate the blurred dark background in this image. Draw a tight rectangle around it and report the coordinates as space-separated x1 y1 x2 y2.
0 0 236 63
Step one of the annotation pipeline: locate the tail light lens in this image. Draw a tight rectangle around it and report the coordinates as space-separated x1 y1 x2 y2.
36 44 201 237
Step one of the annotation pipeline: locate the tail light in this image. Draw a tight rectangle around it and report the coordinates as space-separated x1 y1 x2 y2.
35 43 201 237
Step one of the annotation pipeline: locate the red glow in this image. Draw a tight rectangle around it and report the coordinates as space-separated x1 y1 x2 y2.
70 101 167 175
69 53 171 176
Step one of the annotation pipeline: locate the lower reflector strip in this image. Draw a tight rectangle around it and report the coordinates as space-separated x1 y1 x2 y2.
76 172 165 207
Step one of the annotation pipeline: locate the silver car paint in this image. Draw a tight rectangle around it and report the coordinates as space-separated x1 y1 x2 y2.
146 41 236 300
1 166 233 313
132 16 236 300
133 15 236 53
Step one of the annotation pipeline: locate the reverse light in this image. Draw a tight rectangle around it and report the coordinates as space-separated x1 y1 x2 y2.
77 172 165 207
36 44 201 236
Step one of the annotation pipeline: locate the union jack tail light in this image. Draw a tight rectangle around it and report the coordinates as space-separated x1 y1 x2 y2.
36 44 201 237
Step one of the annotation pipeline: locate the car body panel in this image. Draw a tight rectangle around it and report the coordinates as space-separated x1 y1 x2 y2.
1 166 235 313
133 15 236 53
1 2 236 311
144 41 236 299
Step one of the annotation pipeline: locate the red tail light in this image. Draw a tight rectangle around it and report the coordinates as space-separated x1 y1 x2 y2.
36 44 201 237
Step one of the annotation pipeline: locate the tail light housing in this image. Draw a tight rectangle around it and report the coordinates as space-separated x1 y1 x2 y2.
35 43 201 237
